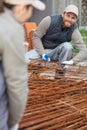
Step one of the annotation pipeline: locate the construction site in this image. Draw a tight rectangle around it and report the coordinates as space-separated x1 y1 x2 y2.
19 59 87 130
18 1 87 129
0 0 87 129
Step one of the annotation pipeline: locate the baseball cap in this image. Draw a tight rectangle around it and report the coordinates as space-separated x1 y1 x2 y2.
4 0 46 11
64 4 78 17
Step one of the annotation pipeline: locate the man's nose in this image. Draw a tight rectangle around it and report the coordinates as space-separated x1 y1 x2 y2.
68 17 72 22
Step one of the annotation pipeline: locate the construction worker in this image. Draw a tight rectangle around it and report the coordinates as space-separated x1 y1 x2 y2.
25 4 87 66
0 0 45 130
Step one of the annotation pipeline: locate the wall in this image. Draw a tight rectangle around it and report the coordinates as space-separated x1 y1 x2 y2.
82 0 87 26
29 0 56 24
29 0 86 26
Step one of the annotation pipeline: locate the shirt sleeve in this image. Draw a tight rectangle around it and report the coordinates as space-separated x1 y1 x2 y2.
32 16 51 55
71 28 87 62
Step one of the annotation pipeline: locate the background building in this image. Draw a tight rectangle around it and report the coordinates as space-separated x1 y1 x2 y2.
29 0 87 27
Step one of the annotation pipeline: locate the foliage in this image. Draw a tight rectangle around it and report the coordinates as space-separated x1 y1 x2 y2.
80 29 87 46
80 29 87 37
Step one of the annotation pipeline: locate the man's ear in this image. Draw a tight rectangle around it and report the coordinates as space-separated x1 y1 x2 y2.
62 12 65 17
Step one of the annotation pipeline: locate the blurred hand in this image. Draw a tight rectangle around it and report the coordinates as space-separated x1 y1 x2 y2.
42 54 50 62
62 60 74 65
61 60 74 69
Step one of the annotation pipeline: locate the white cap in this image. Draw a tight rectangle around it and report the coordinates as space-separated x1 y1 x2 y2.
64 4 78 17
4 0 46 11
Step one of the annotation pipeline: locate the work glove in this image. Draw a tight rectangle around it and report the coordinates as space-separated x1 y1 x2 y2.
62 60 74 65
61 60 74 69
42 54 50 62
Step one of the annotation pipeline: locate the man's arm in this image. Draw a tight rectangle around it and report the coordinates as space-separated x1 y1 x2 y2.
71 28 87 63
0 31 28 127
32 16 51 55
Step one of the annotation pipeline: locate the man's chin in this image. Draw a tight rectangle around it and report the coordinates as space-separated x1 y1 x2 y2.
65 25 72 28
64 23 72 28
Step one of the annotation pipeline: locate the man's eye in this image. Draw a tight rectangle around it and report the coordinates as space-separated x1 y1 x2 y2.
67 14 70 17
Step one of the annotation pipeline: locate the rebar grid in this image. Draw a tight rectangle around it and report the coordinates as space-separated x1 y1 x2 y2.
19 60 87 130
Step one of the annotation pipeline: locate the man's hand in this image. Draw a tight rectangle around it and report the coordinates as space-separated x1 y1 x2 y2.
61 60 74 69
62 60 74 65
42 54 50 62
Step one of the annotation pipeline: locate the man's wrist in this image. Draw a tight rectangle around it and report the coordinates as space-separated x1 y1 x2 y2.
42 54 50 62
62 60 74 65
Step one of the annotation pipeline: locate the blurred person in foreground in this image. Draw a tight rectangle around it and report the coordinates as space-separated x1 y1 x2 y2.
0 0 45 130
25 4 87 66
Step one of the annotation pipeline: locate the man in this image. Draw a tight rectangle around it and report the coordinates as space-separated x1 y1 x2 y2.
25 4 87 66
0 0 45 130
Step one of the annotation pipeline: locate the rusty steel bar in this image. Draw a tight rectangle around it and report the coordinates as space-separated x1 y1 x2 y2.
19 60 87 130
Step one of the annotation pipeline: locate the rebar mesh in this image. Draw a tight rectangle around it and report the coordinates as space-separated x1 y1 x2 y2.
19 60 87 130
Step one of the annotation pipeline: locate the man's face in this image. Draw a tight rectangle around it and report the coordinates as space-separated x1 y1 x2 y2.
62 12 77 28
13 5 33 23
21 5 33 23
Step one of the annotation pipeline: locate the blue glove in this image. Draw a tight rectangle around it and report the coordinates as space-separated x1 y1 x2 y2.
42 54 50 62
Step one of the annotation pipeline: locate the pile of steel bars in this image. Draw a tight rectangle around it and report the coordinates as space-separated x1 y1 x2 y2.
19 60 87 130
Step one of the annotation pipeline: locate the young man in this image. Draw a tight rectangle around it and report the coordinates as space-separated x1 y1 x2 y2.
0 0 45 130
25 4 87 65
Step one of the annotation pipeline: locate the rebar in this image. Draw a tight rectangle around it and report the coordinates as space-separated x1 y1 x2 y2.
19 60 87 130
